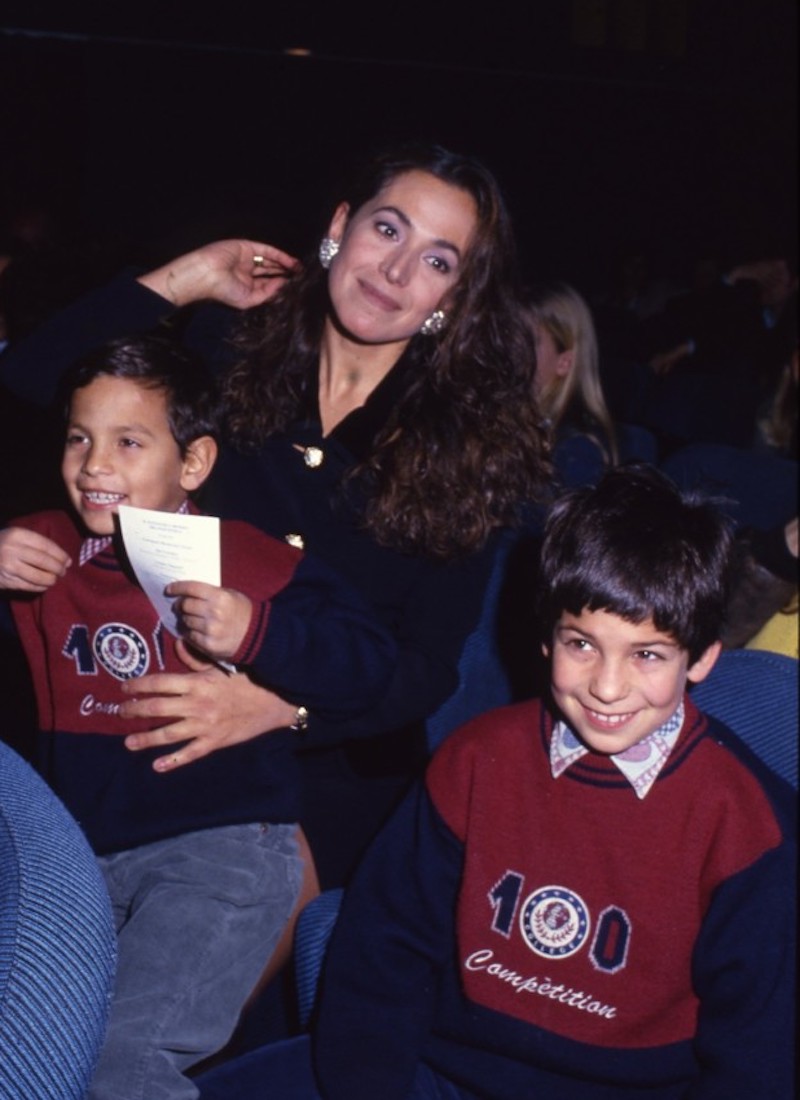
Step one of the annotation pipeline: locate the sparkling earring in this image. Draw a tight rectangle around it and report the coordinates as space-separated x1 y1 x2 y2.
420 309 447 336
319 237 340 269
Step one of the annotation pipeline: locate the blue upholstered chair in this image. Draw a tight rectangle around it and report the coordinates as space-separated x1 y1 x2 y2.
690 647 797 789
661 443 798 532
293 887 345 1029
616 422 659 464
425 537 516 752
0 741 117 1099
640 372 761 450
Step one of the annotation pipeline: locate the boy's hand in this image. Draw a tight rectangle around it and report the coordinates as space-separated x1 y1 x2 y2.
0 527 71 591
166 580 253 661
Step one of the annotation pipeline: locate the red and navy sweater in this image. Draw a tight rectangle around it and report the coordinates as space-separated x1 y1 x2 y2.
8 509 396 854
314 697 795 1099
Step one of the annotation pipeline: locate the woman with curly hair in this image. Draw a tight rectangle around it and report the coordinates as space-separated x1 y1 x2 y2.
1 144 550 895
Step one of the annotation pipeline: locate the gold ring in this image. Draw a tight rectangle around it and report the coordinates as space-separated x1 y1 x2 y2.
253 255 265 266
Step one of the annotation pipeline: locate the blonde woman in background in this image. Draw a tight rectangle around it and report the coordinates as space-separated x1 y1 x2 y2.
521 281 619 485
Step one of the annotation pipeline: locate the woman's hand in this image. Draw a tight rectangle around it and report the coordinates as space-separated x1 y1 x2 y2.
137 239 300 310
121 640 297 772
0 527 71 592
166 579 252 661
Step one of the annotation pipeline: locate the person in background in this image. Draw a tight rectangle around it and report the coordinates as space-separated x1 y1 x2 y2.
520 281 618 487
722 516 798 658
755 343 797 460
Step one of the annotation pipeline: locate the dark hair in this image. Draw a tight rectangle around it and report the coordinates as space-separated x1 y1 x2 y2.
60 335 219 454
224 143 550 559
538 464 734 662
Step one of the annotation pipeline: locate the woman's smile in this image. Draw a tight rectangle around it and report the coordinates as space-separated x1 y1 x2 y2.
357 278 402 312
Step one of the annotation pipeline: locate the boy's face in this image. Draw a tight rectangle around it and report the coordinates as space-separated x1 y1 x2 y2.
62 375 212 536
545 607 720 756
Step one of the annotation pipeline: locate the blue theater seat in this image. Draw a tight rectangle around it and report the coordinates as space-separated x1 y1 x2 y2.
0 741 117 1099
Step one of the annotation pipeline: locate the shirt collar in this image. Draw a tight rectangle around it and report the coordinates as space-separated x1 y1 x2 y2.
550 701 685 800
79 500 190 566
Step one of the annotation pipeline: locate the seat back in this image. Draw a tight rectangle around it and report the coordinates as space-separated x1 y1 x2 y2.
616 422 659 464
293 887 345 1028
0 741 117 1099
661 443 798 532
690 647 798 788
425 536 516 751
641 372 761 449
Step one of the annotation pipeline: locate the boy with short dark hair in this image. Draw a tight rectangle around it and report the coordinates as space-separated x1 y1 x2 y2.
202 464 795 1099
0 335 396 1099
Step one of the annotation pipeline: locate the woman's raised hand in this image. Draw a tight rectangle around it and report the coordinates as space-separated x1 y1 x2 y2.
120 640 298 771
137 239 300 310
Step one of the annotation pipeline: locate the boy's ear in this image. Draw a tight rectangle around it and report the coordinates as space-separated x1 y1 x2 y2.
180 436 218 493
685 640 722 686
541 641 551 659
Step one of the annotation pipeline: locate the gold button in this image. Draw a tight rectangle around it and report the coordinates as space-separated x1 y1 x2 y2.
285 533 305 549
303 446 324 468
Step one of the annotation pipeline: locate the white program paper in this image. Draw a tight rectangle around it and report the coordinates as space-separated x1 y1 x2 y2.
118 505 221 637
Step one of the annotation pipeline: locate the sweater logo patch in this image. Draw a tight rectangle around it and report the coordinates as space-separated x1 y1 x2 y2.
520 886 591 959
93 623 150 680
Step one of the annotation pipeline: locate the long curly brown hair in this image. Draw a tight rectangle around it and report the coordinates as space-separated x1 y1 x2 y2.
223 144 551 559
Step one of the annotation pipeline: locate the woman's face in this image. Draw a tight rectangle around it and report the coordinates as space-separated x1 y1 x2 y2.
532 320 573 397
325 169 477 348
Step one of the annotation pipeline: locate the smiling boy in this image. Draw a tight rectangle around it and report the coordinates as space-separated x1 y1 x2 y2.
63 369 201 526
548 607 718 756
205 464 795 1100
0 335 397 1099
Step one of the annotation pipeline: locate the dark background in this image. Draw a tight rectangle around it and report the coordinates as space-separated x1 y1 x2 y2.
1 0 796 300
